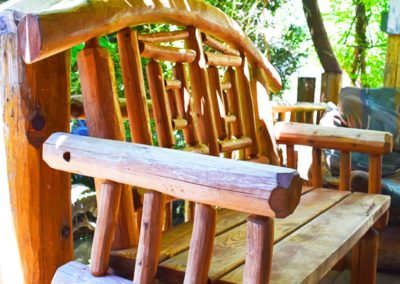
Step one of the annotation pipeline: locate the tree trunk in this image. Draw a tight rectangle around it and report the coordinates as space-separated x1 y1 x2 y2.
302 0 342 74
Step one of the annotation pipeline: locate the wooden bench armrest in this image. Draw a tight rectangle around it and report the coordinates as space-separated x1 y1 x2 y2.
274 122 393 155
271 102 327 113
43 133 302 218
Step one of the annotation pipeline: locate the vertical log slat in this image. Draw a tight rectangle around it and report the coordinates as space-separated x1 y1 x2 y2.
339 151 351 191
147 59 175 148
186 26 219 156
312 148 323 187
117 28 153 145
368 154 382 194
77 39 136 252
184 203 216 283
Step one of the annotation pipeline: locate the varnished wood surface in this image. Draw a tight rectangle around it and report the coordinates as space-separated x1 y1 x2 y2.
0 12 72 283
157 188 350 283
16 0 281 92
219 192 390 283
43 133 302 217
275 122 393 154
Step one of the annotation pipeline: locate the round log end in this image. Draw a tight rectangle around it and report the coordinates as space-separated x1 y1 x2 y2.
18 14 41 64
268 173 302 218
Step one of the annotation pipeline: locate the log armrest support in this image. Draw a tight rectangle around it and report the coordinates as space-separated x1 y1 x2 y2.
43 132 302 218
275 122 393 194
274 122 393 154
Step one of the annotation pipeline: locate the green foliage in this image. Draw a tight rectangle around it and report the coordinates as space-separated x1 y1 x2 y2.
324 0 389 87
206 0 309 94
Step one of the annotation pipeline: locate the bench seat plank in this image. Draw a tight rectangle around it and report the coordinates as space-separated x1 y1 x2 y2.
110 209 248 277
110 186 317 277
157 188 350 283
218 192 390 283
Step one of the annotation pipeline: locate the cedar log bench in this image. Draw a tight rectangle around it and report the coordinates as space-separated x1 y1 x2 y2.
11 0 393 283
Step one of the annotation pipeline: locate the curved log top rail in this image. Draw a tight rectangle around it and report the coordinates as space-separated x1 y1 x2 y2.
44 133 302 218
15 0 281 92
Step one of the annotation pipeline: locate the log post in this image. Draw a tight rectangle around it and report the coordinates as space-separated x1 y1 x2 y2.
368 154 382 194
312 148 323 187
77 39 136 253
243 216 274 284
0 11 72 284
320 73 342 104
297 77 315 123
351 228 379 284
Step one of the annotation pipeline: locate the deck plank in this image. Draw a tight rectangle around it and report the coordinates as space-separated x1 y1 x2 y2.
218 193 390 283
158 188 350 283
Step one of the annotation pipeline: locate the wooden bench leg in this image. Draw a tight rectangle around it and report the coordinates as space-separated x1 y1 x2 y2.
184 203 216 284
134 191 165 283
91 181 122 276
351 228 379 284
243 216 274 284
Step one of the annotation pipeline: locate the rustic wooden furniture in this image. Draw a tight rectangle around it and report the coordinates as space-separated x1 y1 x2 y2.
0 0 393 283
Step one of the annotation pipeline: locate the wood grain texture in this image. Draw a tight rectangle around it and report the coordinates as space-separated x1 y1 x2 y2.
205 52 242 67
186 26 219 155
146 59 175 148
243 216 273 284
351 228 379 284
224 68 243 138
208 66 228 140
16 0 282 92
139 41 196 63
219 192 389 284
90 182 122 276
275 122 393 154
202 33 240 56
339 151 351 191
219 137 252 152
159 188 350 283
368 154 382 194
0 12 72 283
43 133 302 218
271 102 326 113
320 72 342 104
312 148 323 187
77 42 136 249
134 190 165 283
52 261 131 284
138 30 189 43
184 204 216 284
117 28 153 145
109 209 247 278
173 62 197 146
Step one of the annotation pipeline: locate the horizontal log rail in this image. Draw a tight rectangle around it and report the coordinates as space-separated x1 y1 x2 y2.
171 118 188 130
43 133 301 218
17 0 282 92
138 30 189 43
274 122 393 154
201 33 240 56
223 115 236 124
271 102 327 113
139 41 196 63
205 52 242 67
219 137 253 152
221 81 232 91
164 79 182 90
